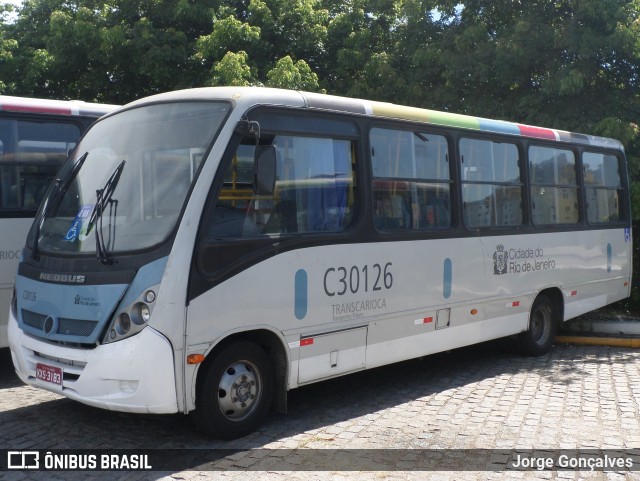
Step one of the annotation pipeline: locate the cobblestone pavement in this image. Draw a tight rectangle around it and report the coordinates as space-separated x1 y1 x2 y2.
1 340 640 481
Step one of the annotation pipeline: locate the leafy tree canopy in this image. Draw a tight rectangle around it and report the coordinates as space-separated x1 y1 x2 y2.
0 0 639 214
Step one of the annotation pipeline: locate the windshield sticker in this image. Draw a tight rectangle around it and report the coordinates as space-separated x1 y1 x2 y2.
65 205 94 242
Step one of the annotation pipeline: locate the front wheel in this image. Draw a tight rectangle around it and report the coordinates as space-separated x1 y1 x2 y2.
519 294 557 356
193 341 274 440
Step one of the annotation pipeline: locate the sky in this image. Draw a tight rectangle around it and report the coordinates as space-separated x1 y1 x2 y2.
1 1 21 22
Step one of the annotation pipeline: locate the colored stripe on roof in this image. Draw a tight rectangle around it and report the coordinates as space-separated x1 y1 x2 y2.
370 102 481 130
517 124 557 141
477 118 521 136
0 102 73 115
0 96 117 117
363 99 622 150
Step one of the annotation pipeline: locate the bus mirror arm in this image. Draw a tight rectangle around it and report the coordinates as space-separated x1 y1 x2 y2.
254 145 277 196
235 119 276 195
235 119 260 137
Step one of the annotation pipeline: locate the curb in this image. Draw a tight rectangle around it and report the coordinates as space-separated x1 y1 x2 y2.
555 335 640 348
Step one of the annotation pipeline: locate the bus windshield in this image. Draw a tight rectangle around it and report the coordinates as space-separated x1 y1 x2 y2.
30 101 230 256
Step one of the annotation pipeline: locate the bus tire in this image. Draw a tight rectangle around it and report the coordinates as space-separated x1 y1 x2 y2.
194 341 274 440
519 294 557 356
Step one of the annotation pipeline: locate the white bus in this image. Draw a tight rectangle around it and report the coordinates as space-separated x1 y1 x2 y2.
8 88 631 439
0 96 117 348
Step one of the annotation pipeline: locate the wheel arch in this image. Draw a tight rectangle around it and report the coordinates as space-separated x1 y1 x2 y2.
518 287 565 357
194 328 289 415
533 287 564 326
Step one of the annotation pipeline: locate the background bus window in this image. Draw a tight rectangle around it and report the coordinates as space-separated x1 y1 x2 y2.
209 135 356 238
583 152 623 223
460 138 522 228
370 128 451 232
529 146 579 225
0 119 80 211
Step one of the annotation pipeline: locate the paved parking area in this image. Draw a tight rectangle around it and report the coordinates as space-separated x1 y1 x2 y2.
1 340 640 480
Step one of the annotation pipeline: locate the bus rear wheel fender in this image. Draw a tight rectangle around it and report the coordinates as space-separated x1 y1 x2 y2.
519 292 561 356
193 340 274 440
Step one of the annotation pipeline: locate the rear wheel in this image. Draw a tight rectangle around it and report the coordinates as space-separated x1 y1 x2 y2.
519 294 557 356
194 341 274 440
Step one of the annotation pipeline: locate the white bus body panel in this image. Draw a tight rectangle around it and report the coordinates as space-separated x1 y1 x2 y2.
8 314 178 413
186 228 631 399
0 218 32 348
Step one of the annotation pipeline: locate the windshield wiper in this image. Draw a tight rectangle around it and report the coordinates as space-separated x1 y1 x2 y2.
31 152 89 260
85 160 126 264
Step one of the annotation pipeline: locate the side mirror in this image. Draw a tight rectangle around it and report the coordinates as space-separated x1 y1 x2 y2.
254 145 276 196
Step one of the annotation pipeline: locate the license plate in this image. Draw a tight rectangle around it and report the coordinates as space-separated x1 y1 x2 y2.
36 363 63 387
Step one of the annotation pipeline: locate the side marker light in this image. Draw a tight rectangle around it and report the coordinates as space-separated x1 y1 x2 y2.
187 354 206 364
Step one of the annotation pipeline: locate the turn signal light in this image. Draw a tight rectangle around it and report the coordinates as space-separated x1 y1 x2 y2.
187 354 206 364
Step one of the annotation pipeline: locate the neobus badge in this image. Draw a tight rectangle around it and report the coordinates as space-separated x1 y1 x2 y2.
39 273 86 284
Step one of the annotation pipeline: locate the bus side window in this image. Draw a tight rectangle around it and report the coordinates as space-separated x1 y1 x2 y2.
529 146 579 225
371 128 452 232
208 135 357 239
460 138 522 228
583 152 624 223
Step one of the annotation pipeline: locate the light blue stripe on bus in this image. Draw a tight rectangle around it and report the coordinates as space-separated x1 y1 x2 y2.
477 118 521 136
443 258 452 299
607 243 612 273
295 269 308 320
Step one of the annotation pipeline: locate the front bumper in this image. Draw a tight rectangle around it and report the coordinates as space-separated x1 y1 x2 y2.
8 310 178 414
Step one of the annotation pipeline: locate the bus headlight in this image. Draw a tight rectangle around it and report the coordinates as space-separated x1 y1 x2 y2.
132 303 151 325
103 284 159 344
115 313 131 335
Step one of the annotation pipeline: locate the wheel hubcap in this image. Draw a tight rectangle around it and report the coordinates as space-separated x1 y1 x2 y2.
217 361 261 421
532 304 552 346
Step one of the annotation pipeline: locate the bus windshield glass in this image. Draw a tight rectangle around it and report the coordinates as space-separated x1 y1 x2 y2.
31 101 230 255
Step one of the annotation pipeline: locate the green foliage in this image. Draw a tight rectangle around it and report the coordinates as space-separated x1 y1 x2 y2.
0 0 217 102
195 15 261 63
210 50 255 86
266 55 319 90
0 4 17 92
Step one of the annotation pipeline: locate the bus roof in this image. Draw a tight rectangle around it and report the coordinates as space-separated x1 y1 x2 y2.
0 95 118 118
123 87 625 151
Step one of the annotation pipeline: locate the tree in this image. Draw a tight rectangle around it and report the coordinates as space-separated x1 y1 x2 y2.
1 0 638 156
266 55 319 90
0 3 18 92
210 50 255 86
430 0 640 132
1 0 218 103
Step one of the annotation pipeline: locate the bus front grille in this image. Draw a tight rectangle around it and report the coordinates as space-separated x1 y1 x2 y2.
21 309 99 338
22 309 46 330
58 318 98 337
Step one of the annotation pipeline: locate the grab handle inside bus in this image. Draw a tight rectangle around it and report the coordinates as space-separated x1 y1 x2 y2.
254 145 276 196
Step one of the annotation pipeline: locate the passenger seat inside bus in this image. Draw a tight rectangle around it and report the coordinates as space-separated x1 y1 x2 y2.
374 194 411 230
